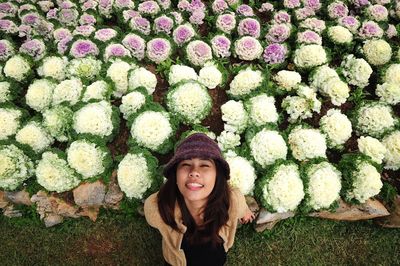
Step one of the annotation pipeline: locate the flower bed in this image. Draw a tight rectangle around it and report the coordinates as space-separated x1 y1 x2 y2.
0 0 399 228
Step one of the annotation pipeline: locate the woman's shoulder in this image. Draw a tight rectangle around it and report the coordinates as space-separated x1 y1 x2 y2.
144 192 164 229
229 186 244 203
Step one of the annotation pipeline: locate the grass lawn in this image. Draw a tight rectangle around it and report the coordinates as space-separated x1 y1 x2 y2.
1 208 399 266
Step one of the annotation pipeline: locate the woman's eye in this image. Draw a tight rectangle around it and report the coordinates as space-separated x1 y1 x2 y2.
201 164 210 168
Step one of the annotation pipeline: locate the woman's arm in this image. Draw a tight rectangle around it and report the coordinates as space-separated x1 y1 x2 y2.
144 192 162 228
231 188 255 224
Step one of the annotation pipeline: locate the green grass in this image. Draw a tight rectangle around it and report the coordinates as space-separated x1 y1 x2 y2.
1 209 399 266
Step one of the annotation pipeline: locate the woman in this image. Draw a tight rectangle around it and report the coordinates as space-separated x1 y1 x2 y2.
144 133 255 266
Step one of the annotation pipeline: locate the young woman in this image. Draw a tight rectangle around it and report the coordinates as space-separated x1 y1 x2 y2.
144 133 255 266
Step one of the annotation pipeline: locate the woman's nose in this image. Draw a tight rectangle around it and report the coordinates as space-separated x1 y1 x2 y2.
188 167 200 178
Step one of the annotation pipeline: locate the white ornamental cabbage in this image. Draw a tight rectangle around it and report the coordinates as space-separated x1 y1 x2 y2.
346 162 382 203
42 105 73 142
293 44 327 69
0 144 34 191
382 131 400 170
73 101 115 138
274 70 301 92
36 151 81 193
67 57 102 81
228 67 263 99
281 85 321 123
310 65 339 89
120 91 147 120
225 153 257 195
130 110 173 153
128 67 157 95
67 139 109 179
0 107 22 140
198 62 223 89
246 94 278 127
107 60 135 98
82 80 111 102
341 55 372 88
327 25 353 44
37 56 67 81
167 81 212 125
259 162 304 213
217 131 241 151
376 82 400 105
304 162 342 210
383 64 400 84
249 129 288 168
354 102 396 138
319 77 350 106
363 39 392 66
0 81 11 103
4 55 31 82
15 121 54 153
320 109 352 148
221 100 248 133
288 127 327 161
52 78 84 106
117 152 154 199
168 65 198 86
25 79 55 112
358 136 386 164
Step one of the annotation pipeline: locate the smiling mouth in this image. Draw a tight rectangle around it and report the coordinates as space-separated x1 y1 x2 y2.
186 182 204 190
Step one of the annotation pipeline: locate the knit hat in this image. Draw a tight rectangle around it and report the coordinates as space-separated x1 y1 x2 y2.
163 133 230 180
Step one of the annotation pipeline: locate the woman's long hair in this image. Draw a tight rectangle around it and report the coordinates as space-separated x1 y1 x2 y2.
157 160 230 246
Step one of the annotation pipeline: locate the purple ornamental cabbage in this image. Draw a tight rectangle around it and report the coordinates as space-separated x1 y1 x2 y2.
104 43 131 61
95 28 118 42
20 39 46 60
154 16 174 34
237 18 260 38
146 38 171 63
263 43 287 65
70 39 99 58
211 35 231 58
122 33 146 60
173 24 195 46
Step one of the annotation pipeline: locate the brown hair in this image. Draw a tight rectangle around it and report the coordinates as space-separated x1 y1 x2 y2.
157 160 230 246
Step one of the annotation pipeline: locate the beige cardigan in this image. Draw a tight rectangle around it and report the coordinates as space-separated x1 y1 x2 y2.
144 188 248 266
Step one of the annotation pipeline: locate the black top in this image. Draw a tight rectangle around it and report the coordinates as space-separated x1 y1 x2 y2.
180 233 227 266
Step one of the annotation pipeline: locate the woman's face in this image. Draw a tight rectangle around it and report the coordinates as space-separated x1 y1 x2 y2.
176 158 217 206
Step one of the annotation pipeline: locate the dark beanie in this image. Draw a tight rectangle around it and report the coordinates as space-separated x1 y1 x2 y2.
163 133 230 180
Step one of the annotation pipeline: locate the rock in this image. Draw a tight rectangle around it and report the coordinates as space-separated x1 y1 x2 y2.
375 195 400 228
79 206 100 222
245 196 260 213
0 191 8 208
57 201 80 218
254 208 295 232
31 191 56 220
5 190 32 206
104 183 124 210
31 190 80 226
255 220 280 232
256 208 295 224
3 205 23 218
44 213 64 227
73 181 106 207
309 198 390 221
